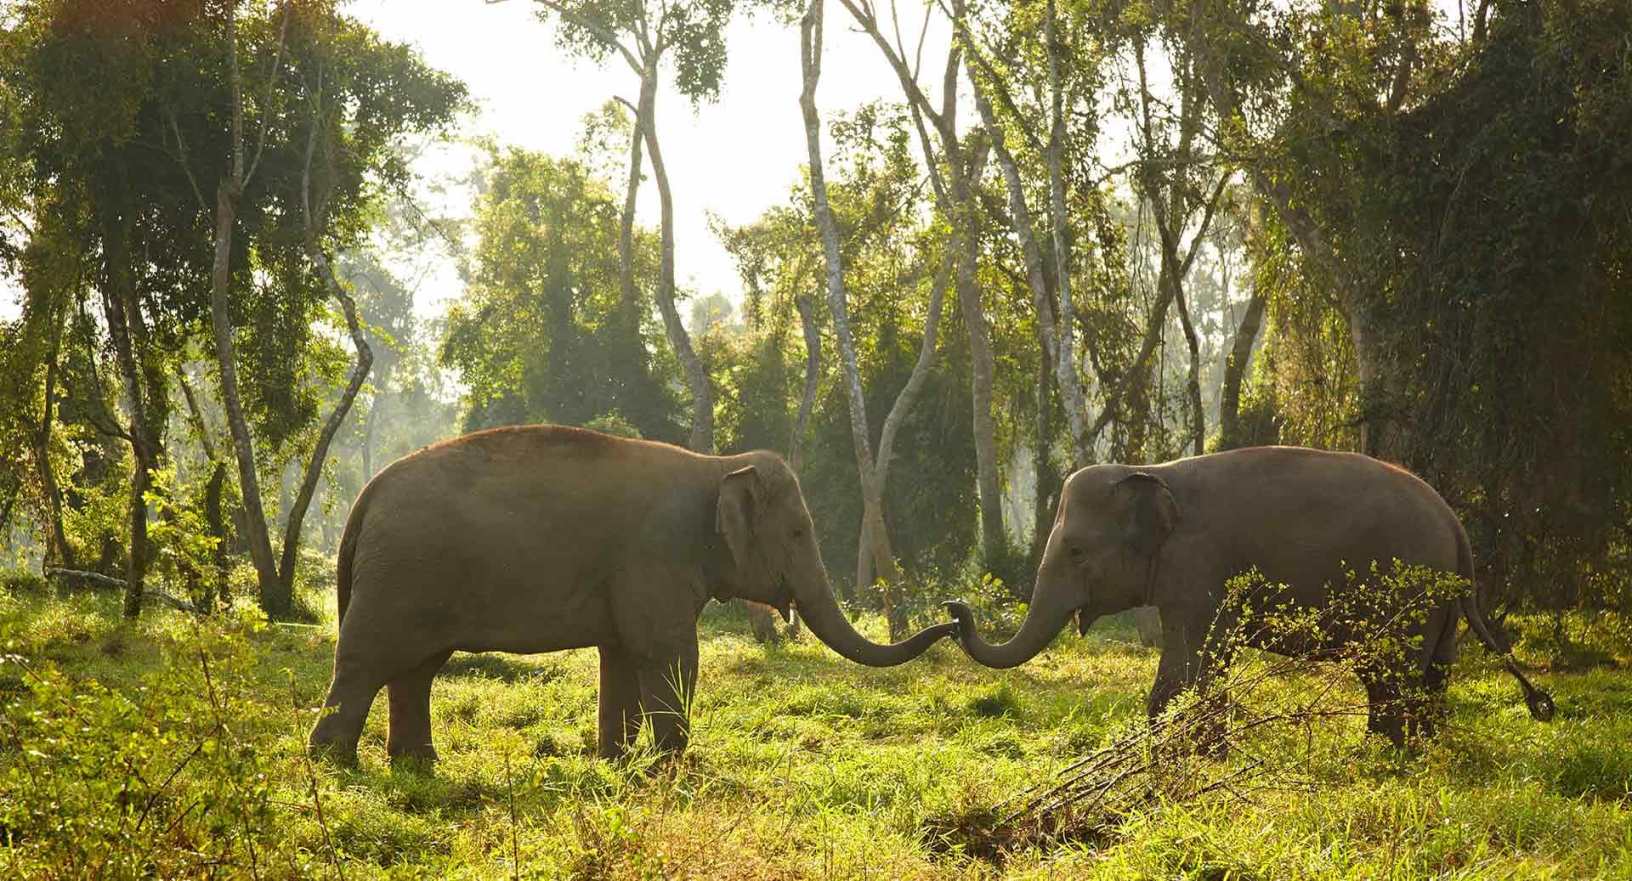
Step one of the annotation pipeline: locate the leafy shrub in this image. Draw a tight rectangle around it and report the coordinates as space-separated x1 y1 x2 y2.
0 568 48 596
0 612 334 879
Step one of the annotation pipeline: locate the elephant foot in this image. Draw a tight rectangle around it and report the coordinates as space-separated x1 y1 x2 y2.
387 739 439 766
308 736 360 768
388 751 439 774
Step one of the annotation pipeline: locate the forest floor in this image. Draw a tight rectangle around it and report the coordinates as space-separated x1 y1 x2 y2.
2 581 1630 879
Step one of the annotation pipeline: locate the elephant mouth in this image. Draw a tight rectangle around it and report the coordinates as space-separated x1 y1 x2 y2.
772 576 793 622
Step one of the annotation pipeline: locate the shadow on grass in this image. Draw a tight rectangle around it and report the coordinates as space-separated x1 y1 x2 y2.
443 652 564 684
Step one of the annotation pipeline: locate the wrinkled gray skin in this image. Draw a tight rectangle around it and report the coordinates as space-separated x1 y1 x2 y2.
310 426 955 764
946 447 1554 746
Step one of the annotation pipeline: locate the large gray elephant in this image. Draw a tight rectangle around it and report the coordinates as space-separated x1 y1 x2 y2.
309 426 954 764
945 446 1554 745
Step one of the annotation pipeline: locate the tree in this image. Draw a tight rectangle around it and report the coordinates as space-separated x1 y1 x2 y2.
441 147 683 440
515 0 735 453
799 0 961 633
0 0 464 617
1180 0 1632 611
837 0 1004 566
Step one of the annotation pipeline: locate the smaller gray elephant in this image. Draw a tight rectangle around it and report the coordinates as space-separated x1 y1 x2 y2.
946 446 1554 746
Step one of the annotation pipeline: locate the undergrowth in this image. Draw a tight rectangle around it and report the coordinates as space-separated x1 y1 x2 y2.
1 583 1629 879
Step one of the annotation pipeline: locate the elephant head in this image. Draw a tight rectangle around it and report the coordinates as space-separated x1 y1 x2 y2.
945 468 1178 668
716 456 956 666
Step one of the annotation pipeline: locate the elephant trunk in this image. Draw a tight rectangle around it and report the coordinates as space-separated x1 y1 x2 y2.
794 566 954 667
943 588 1075 669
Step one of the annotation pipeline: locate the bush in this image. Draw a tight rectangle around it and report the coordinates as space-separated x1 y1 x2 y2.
0 611 332 878
0 568 48 596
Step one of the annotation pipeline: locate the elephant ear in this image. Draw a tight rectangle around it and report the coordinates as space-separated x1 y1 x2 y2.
1115 472 1178 558
716 465 762 575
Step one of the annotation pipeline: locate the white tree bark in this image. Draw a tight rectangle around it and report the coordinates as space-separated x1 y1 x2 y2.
802 0 953 633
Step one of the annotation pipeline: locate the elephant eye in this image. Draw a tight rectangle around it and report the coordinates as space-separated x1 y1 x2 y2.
1068 546 1087 562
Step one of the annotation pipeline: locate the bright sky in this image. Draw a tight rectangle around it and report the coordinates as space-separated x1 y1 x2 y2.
350 0 953 321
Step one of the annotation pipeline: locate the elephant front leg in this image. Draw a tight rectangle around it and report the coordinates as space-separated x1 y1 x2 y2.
597 646 642 759
637 636 700 755
1147 639 1203 723
1148 619 1233 756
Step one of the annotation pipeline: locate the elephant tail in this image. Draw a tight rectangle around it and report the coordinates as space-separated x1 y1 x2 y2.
1455 522 1556 722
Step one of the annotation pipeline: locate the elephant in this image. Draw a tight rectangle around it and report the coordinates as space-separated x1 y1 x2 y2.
308 425 955 764
745 600 800 644
945 446 1554 746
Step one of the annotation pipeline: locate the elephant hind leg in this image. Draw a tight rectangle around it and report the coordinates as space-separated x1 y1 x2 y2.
597 646 642 760
1362 662 1447 747
310 660 389 765
387 650 453 764
1362 675 1406 746
1415 605 1460 739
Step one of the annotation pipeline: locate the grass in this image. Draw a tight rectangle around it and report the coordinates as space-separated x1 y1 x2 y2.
1 583 1630 879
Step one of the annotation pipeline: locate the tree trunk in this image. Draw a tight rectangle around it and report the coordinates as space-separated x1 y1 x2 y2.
958 220 1005 562
839 0 1005 568
1217 287 1266 449
36 299 74 570
1042 0 1093 465
789 294 821 472
1029 333 1059 586
618 80 646 318
105 300 154 621
637 72 713 453
276 86 377 603
97 198 159 621
203 461 228 610
210 180 284 616
206 0 293 615
179 370 229 611
970 70 1091 467
1172 276 1205 455
281 241 372 599
800 0 900 627
1188 32 1383 453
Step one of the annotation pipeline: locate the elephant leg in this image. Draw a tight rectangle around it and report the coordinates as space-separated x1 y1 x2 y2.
1361 672 1406 747
1147 644 1197 723
310 659 389 765
1415 605 1459 739
637 636 700 755
387 650 452 764
1149 619 1205 720
1149 618 1233 757
1415 659 1450 739
744 601 781 645
597 646 642 759
1133 607 1162 648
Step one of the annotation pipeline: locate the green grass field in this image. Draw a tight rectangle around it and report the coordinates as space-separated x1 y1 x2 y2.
2 582 1630 879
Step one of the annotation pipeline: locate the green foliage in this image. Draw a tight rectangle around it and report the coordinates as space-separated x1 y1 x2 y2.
142 465 218 606
440 145 683 441
0 567 47 595
0 608 317 878
1227 0 1632 612
717 105 979 592
536 0 735 102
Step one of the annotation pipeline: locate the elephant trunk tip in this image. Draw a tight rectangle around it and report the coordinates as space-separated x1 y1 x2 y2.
942 599 975 639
